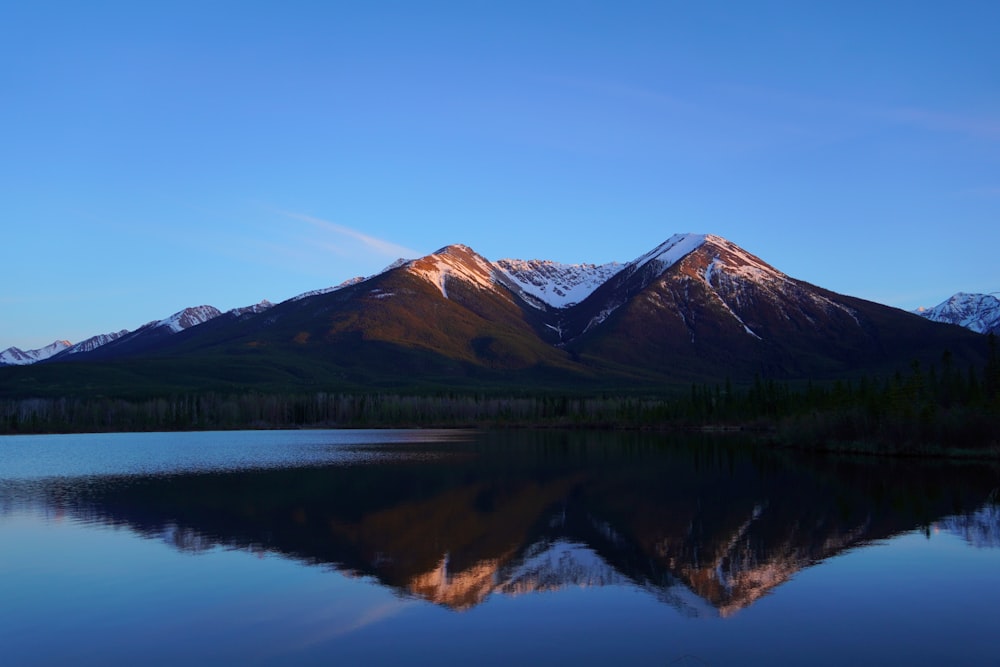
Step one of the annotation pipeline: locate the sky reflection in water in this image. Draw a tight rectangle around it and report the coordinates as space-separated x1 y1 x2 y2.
1 429 998 666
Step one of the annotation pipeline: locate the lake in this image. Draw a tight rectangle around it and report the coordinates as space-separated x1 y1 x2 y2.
1 429 998 666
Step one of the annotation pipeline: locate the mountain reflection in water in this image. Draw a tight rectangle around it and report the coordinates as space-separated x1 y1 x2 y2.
5 430 998 617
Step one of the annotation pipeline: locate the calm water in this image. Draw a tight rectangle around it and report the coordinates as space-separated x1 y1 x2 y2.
1 430 998 666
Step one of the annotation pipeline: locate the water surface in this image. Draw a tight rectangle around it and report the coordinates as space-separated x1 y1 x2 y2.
2 429 998 666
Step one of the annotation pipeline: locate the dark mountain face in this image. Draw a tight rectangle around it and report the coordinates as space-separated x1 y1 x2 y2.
9 236 989 393
561 236 986 380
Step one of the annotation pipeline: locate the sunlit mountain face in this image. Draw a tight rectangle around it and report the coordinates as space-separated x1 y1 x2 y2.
8 431 997 615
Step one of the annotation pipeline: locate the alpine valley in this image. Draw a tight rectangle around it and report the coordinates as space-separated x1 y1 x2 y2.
0 234 990 397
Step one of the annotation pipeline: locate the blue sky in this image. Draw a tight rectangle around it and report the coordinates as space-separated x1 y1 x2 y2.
3 1 998 350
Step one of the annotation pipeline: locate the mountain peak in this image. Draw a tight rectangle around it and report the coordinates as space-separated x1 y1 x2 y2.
433 243 477 256
915 292 1000 334
407 244 496 299
155 305 222 333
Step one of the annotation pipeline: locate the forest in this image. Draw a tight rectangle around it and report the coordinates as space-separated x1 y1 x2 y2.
3 337 998 458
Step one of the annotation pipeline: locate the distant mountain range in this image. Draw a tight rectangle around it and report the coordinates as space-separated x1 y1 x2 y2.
1 235 990 394
1 302 272 366
914 292 1000 335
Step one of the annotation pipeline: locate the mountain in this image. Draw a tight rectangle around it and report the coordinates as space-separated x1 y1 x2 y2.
555 234 984 379
914 292 1000 335
2 235 989 394
0 340 71 366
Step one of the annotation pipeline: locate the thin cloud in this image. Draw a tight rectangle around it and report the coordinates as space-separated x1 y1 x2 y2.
959 185 1000 198
872 106 1000 141
278 211 419 260
542 74 699 113
712 82 1000 142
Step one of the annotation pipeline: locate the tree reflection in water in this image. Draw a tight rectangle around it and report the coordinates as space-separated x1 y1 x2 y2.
9 430 999 616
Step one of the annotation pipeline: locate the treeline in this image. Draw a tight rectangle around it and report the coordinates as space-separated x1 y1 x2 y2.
0 392 725 434
2 339 998 456
689 345 1000 455
0 392 666 434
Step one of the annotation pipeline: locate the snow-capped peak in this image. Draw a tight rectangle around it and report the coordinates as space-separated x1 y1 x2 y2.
0 340 72 366
494 258 623 308
406 244 497 299
914 292 1000 334
155 305 222 333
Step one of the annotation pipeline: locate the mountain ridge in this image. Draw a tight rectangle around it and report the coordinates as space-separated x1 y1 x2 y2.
2 235 990 394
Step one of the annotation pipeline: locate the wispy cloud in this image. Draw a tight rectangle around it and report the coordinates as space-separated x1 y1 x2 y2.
278 211 419 260
711 82 1000 142
871 106 1000 141
959 185 1000 198
542 74 700 113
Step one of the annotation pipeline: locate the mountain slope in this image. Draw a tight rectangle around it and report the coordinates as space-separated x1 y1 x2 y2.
563 235 985 379
65 306 224 361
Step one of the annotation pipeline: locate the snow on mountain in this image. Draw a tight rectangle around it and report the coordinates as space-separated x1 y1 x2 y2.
914 293 1000 334
0 340 72 366
228 300 274 317
154 305 223 333
699 234 788 285
631 233 708 275
3 299 271 366
564 234 712 336
10 236 990 370
406 244 497 299
291 277 366 302
406 539 632 611
63 330 130 356
381 258 411 273
289 259 414 303
696 234 861 333
494 258 623 308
